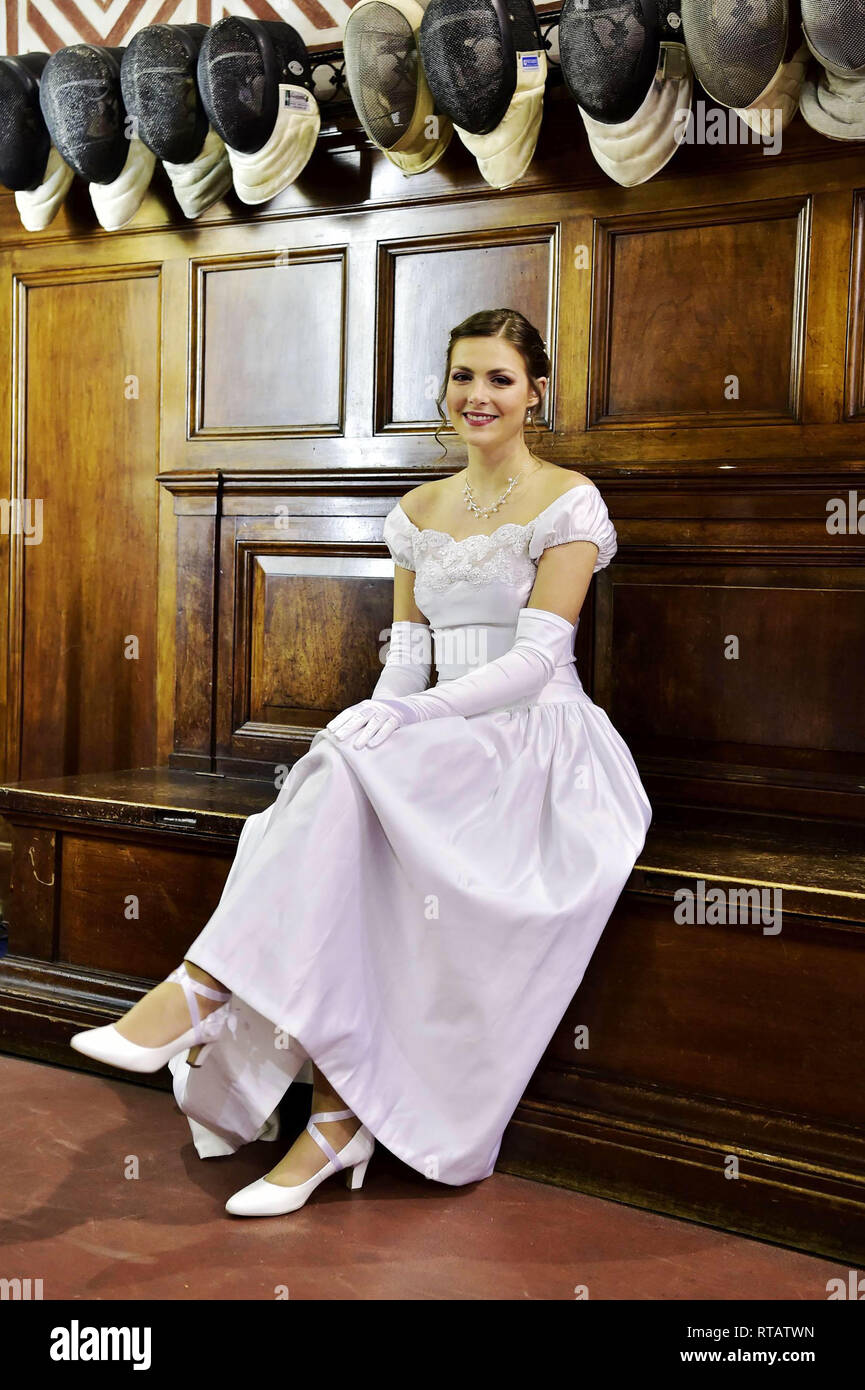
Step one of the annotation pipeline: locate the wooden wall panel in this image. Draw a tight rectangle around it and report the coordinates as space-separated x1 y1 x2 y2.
219 512 395 775
191 248 347 436
172 495 219 765
588 477 865 819
845 189 865 420
377 227 557 430
590 200 808 426
542 898 865 1131
8 265 161 782
245 562 390 728
609 571 865 753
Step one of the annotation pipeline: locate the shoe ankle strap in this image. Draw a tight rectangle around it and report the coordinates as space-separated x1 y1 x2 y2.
175 962 231 1002
168 962 231 1031
306 1109 356 1171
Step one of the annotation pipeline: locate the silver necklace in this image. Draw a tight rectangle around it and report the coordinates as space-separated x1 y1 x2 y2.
463 461 539 519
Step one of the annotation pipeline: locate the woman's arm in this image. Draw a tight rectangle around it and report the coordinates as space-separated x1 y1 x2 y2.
370 562 432 699
393 560 428 625
526 536 599 626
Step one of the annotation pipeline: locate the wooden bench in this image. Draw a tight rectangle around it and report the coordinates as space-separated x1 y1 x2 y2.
0 767 275 1091
502 801 865 1265
1 768 863 1262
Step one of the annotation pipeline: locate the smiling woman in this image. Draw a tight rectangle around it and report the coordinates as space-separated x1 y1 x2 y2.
70 305 652 1214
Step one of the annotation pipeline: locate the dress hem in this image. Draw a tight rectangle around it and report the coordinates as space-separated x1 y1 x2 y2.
182 949 499 1189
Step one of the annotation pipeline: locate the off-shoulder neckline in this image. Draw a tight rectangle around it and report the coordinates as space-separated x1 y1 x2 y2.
395 481 598 546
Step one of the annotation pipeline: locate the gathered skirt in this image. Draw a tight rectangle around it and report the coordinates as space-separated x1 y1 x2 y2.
175 695 652 1186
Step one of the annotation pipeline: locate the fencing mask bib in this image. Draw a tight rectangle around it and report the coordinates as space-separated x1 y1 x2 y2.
560 1 693 187
0 52 75 231
681 0 807 139
418 0 547 189
344 0 453 175
121 23 232 219
162 127 234 220
799 2 865 141
197 18 320 204
39 43 156 230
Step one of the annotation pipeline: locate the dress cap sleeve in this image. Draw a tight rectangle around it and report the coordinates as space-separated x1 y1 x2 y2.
382 503 416 570
528 484 617 573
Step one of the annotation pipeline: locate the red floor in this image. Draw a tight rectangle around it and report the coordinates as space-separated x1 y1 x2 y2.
0 1052 849 1301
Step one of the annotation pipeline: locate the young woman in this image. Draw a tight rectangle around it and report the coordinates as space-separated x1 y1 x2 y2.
71 307 652 1216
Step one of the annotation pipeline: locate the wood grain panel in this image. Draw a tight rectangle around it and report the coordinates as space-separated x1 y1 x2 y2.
8 825 58 959
845 189 865 420
10 266 161 781
376 227 558 430
601 563 865 813
540 892 865 1132
171 479 221 770
246 558 393 726
191 248 346 436
589 199 809 426
224 534 395 774
59 833 232 978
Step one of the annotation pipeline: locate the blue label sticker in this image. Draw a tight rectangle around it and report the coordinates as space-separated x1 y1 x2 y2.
521 54 540 68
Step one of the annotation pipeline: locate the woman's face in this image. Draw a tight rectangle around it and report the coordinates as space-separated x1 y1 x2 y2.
445 337 546 448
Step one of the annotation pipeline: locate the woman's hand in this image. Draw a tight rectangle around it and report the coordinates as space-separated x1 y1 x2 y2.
325 697 419 749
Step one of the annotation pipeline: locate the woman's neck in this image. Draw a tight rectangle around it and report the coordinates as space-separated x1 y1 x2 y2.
464 442 540 500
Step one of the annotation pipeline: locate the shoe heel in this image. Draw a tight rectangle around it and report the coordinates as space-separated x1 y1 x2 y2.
345 1156 370 1191
188 1042 213 1069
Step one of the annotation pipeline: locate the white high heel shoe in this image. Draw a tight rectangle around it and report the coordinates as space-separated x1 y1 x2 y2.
69 962 235 1074
225 1108 375 1217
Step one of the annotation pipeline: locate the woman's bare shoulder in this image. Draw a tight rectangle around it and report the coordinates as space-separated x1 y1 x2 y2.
536 461 595 511
399 477 457 527
536 462 595 504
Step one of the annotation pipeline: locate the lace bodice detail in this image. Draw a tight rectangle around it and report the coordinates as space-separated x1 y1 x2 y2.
382 483 616 603
410 524 538 593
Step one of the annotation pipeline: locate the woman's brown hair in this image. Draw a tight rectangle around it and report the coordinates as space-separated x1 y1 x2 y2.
433 308 551 464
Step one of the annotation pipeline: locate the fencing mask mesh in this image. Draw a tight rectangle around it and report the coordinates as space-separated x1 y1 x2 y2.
344 0 421 148
681 0 789 109
440 0 546 189
120 23 209 164
0 53 50 189
801 1 865 72
198 19 319 201
800 1 865 139
344 0 453 174
40 44 128 183
418 0 516 136
559 0 659 125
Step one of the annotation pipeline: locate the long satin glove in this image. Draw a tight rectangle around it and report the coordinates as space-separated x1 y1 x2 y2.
370 620 432 698
326 607 575 749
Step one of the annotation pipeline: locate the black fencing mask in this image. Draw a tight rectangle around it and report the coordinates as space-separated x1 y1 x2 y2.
121 24 232 218
0 52 75 230
559 1 693 186
418 0 547 187
40 42 157 229
197 18 320 203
